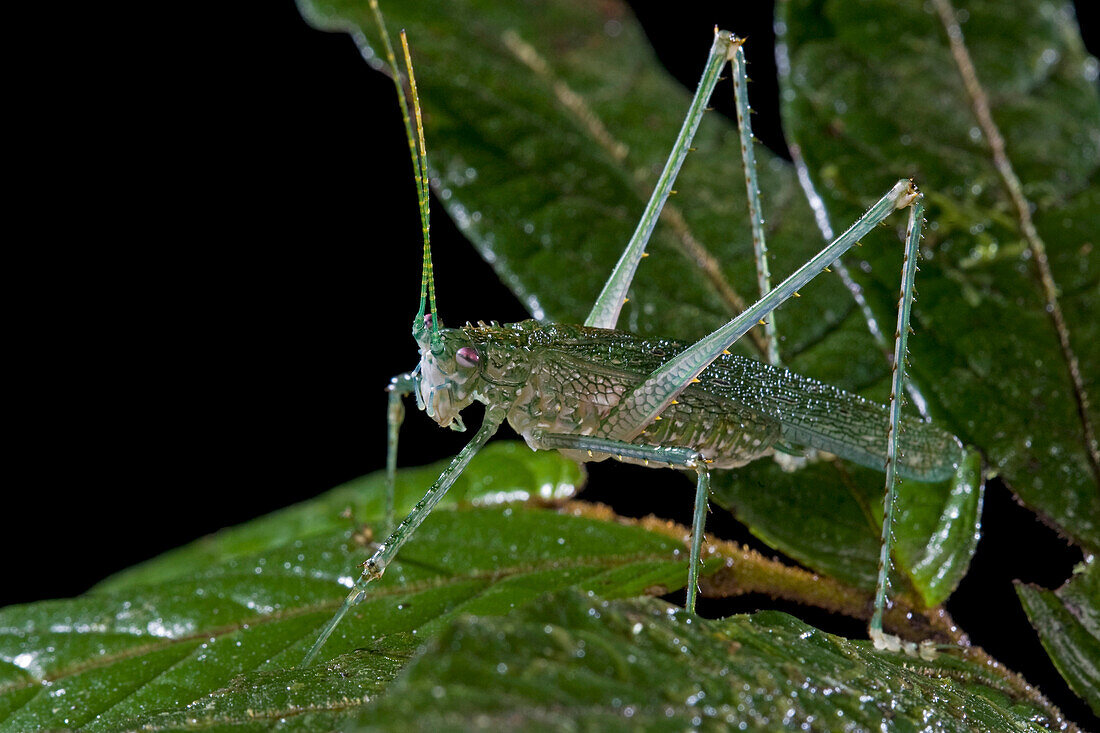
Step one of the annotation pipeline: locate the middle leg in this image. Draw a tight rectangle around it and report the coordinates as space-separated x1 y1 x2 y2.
531 432 713 613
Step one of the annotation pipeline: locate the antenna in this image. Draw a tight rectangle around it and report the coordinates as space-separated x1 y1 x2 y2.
368 1 440 351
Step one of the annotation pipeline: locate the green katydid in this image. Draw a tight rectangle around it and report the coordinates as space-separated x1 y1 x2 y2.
301 1 977 666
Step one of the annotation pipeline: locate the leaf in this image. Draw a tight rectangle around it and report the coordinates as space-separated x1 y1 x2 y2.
778 0 1100 549
712 448 983 606
0 446 699 731
297 0 851 354
1016 557 1100 714
96 442 583 591
297 0 982 614
344 590 1060 731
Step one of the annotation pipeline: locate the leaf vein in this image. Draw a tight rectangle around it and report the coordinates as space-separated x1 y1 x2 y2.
932 0 1100 485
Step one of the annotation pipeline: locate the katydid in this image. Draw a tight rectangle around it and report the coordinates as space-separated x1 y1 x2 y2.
301 3 973 666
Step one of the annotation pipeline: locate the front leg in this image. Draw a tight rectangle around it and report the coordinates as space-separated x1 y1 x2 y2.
531 432 711 614
301 405 508 667
384 371 417 535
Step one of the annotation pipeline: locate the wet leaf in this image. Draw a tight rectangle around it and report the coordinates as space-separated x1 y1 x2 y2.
779 0 1100 549
713 448 983 606
297 0 848 353
298 0 982 618
0 447 695 731
346 590 1060 731
96 442 583 592
1016 557 1100 714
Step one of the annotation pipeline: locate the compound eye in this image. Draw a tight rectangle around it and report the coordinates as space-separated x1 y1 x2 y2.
456 346 480 369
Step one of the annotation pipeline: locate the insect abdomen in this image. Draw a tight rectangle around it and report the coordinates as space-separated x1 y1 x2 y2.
508 323 962 480
632 392 781 468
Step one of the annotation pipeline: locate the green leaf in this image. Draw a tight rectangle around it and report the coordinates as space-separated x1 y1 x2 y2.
1016 557 1100 714
779 0 1100 549
96 442 583 592
712 447 983 606
297 0 982 616
296 0 851 354
0 446 696 731
345 590 1060 731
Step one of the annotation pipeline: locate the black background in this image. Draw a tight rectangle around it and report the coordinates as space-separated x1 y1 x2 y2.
8 1 1098 727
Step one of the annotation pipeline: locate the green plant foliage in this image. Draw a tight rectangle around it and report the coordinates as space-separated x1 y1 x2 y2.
96 442 583 592
779 0 1099 549
1017 558 1100 715
347 591 1059 731
713 448 982 606
3 0 1095 727
0 448 697 731
296 0 851 357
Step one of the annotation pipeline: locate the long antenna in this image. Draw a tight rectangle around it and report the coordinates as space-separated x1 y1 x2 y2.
401 31 439 347
367 1 440 349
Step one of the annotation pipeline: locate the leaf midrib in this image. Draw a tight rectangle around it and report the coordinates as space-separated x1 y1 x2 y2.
928 0 1100 489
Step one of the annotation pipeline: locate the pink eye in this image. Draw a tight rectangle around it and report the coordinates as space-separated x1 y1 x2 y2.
456 347 480 368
